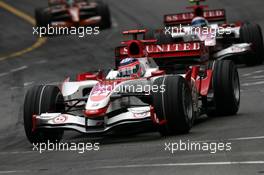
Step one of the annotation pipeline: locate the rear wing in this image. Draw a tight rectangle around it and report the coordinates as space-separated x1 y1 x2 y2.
121 29 154 41
164 9 226 26
115 40 209 67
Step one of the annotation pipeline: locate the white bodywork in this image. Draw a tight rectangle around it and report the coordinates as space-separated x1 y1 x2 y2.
171 24 240 42
35 58 162 134
214 43 251 60
171 24 251 59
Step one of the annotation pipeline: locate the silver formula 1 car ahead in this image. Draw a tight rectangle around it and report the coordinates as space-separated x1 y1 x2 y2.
163 0 264 66
164 0 227 26
24 30 241 144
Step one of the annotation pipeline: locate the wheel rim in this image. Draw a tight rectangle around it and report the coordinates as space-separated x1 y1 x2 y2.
233 71 240 103
183 85 193 121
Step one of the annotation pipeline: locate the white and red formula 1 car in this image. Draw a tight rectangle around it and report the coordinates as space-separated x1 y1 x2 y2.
24 30 240 143
35 0 111 30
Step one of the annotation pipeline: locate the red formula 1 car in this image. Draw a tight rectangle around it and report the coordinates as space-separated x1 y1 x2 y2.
116 29 241 120
35 0 111 29
23 29 240 143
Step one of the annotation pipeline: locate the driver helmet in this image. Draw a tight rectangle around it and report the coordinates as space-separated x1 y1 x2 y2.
191 17 209 27
118 58 145 78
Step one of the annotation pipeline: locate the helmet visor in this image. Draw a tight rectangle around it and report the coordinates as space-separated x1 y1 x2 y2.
118 64 140 77
192 19 208 27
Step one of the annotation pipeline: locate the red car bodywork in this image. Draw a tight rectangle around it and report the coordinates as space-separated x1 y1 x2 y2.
115 29 213 99
47 0 101 27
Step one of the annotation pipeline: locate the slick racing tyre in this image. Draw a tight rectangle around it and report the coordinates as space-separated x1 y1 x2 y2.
207 60 240 116
35 8 51 28
240 23 264 66
24 85 65 144
96 0 112 29
152 76 194 136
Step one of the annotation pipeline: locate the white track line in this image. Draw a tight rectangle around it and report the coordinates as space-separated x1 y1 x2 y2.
0 72 9 78
10 81 34 90
10 65 28 73
195 135 264 143
228 135 264 141
251 75 264 79
34 60 47 64
23 81 34 87
0 161 263 173
0 170 32 174
0 65 28 78
241 81 264 87
98 161 264 169
0 60 45 78
0 151 33 155
242 70 264 77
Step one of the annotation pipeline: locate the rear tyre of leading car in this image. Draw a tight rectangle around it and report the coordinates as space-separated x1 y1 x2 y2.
35 8 51 28
240 23 264 66
96 1 112 29
207 60 240 116
24 85 65 144
152 76 194 136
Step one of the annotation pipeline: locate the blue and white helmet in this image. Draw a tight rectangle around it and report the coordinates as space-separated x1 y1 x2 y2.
191 17 209 27
119 58 137 66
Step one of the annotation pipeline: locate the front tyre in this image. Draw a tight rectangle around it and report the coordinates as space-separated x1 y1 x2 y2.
24 85 65 144
152 76 194 136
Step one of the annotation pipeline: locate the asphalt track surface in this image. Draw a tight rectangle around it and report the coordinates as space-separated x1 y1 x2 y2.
0 0 264 174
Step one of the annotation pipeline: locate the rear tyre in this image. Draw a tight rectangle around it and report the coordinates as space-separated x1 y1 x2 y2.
152 76 194 136
35 8 51 28
96 1 112 29
24 85 65 144
240 23 264 66
207 60 240 116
